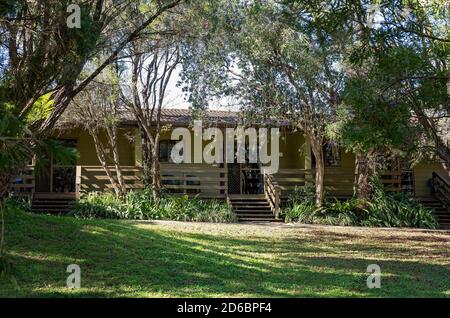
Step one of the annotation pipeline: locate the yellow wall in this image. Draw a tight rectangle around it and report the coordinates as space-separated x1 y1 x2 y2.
279 131 306 169
54 128 136 166
324 151 355 197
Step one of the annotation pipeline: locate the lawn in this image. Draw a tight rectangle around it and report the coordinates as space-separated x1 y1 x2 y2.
0 209 449 297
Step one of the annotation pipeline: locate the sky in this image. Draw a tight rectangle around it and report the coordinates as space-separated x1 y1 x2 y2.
163 66 241 111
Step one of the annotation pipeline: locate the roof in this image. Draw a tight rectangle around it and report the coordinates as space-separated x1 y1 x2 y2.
58 107 291 130
120 108 241 126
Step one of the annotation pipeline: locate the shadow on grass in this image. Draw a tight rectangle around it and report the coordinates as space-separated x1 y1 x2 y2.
1 210 449 298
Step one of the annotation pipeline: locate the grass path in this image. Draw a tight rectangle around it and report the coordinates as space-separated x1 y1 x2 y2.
1 209 449 297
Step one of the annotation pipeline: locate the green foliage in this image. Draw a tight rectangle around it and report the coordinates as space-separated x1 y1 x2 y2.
0 105 33 172
71 190 237 223
283 180 438 229
3 196 31 212
283 198 360 227
363 179 439 229
0 254 13 278
25 93 55 125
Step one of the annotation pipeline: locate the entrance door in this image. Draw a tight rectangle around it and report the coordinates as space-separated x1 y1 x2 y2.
242 163 263 194
227 163 241 194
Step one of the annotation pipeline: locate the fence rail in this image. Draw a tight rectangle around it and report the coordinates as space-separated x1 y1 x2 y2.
264 174 281 219
272 168 403 198
9 164 406 201
9 165 35 198
160 163 228 198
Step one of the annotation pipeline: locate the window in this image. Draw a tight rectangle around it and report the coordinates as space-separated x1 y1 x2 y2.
323 142 341 167
158 140 178 163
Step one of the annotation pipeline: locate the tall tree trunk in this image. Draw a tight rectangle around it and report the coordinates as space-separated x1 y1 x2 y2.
355 154 372 204
140 130 153 188
310 139 325 207
0 199 5 259
107 127 126 195
0 174 11 259
150 136 161 201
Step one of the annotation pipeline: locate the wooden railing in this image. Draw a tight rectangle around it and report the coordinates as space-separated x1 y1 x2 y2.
79 166 145 193
274 169 315 193
160 163 228 198
79 164 228 198
270 168 403 199
9 165 35 198
380 171 402 192
264 173 281 219
432 172 450 209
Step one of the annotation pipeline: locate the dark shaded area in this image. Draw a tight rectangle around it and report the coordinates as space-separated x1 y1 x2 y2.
1 210 449 298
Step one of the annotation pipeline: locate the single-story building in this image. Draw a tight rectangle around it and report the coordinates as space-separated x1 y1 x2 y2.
10 108 449 222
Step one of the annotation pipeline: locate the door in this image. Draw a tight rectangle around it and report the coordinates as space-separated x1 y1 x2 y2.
227 163 241 194
242 163 263 194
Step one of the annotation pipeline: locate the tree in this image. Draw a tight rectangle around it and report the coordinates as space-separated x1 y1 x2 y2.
0 0 181 268
0 0 182 198
69 66 128 197
180 0 348 206
0 105 76 265
120 42 180 199
330 0 449 203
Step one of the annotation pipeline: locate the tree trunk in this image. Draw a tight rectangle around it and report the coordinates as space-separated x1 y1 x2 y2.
0 175 11 259
150 137 161 201
0 199 4 258
91 133 124 197
355 154 372 205
107 127 126 196
310 139 325 207
141 130 153 188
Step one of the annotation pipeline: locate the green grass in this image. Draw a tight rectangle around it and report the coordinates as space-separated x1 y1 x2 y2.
1 208 449 297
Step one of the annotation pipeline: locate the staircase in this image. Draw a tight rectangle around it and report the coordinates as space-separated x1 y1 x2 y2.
31 196 76 214
419 197 450 230
229 195 280 222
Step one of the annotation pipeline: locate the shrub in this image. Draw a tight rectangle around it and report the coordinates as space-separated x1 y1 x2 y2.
70 189 237 223
282 178 438 229
283 198 360 226
362 184 438 229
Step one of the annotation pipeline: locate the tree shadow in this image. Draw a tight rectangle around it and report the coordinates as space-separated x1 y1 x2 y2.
2 212 449 298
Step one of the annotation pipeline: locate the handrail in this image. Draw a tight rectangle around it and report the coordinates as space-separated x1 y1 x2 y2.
432 172 450 208
264 174 281 219
433 172 450 187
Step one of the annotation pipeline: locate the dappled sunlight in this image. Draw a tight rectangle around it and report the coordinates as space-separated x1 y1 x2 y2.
2 210 449 297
